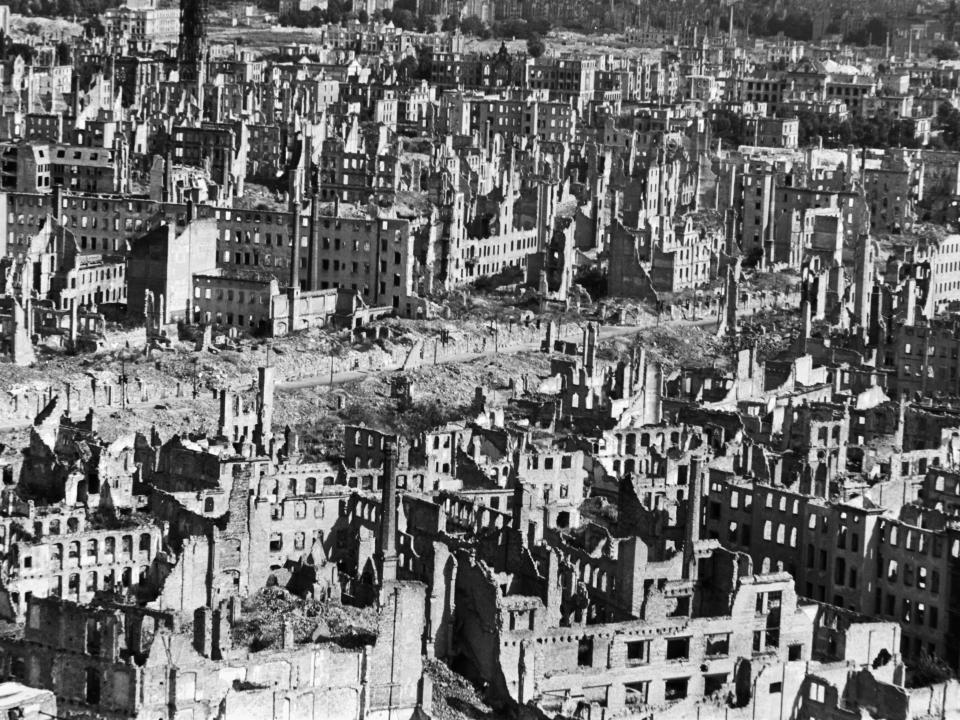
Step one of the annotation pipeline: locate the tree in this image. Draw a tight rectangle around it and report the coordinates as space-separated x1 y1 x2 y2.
460 15 486 37
326 0 344 23
526 33 546 58
55 40 71 65
418 16 437 32
906 653 955 688
9 41 35 63
416 47 432 81
844 16 888 46
528 17 550 35
766 11 813 41
83 15 104 36
932 43 960 60
935 101 960 149
357 8 368 23
396 54 419 82
391 8 415 29
441 13 458 31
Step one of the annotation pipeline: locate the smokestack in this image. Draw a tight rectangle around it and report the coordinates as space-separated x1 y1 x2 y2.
289 200 300 291
164 151 173 203
377 438 398 585
683 455 703 579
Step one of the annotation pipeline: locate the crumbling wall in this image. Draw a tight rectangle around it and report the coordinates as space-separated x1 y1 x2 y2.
0 597 170 717
0 376 198 427
367 581 428 716
607 222 658 301
907 679 960 719
452 553 509 697
157 536 212 613
845 668 911 719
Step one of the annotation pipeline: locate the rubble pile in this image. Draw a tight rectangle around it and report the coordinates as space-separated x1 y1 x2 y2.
426 659 500 720
233 588 378 652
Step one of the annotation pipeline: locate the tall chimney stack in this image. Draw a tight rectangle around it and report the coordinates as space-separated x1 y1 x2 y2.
377 438 399 585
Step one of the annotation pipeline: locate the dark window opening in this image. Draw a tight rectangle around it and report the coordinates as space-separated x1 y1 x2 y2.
706 634 730 657
577 636 594 667
626 640 647 665
670 596 690 617
704 673 727 696
86 619 100 656
624 680 649 706
664 677 688 700
85 667 101 704
666 637 690 660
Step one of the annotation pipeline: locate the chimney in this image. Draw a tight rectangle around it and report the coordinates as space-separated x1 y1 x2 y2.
71 73 80 124
377 438 398 585
683 455 703 578
163 151 173 203
307 190 319 289
584 321 598 375
289 200 301 331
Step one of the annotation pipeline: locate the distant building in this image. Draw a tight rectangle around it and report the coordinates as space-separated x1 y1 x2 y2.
103 0 179 53
743 116 799 149
127 217 218 324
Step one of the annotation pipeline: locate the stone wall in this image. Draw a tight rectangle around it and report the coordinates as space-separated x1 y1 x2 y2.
281 320 581 383
665 287 802 322
0 376 199 427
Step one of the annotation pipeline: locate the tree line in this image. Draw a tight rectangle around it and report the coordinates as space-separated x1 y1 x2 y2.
12 0 114 19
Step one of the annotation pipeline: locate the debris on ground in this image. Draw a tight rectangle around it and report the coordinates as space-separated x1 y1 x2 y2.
426 658 502 720
232 587 378 652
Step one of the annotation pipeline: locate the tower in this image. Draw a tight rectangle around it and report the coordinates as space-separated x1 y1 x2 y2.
178 0 208 86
